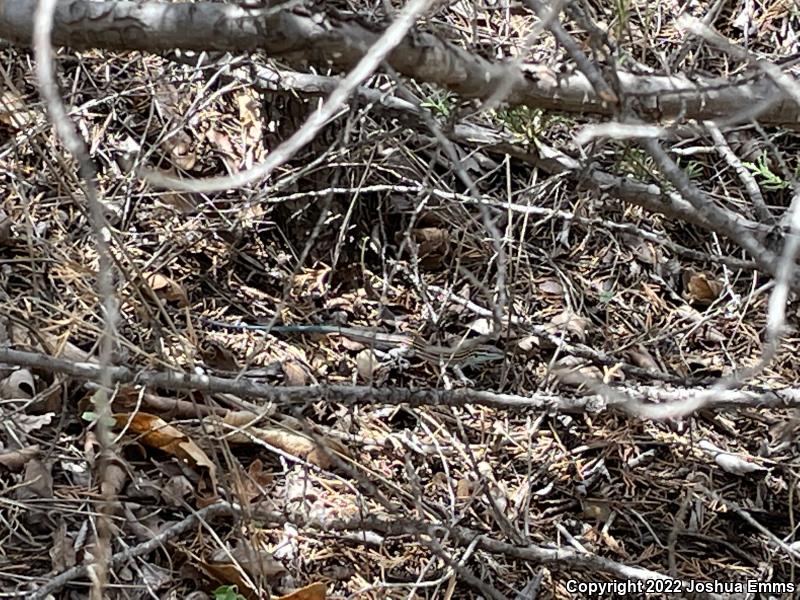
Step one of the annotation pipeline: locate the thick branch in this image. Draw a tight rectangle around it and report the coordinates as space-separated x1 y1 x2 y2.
1 0 799 126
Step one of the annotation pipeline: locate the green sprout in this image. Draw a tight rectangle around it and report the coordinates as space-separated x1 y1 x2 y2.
743 152 790 191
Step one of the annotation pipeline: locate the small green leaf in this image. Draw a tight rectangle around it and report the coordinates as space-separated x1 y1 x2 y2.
81 411 115 427
213 585 246 600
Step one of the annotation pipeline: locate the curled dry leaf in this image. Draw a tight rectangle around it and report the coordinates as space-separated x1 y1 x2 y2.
113 412 217 488
209 411 341 469
145 273 188 306
0 368 35 399
683 271 723 306
355 349 379 381
7 412 54 435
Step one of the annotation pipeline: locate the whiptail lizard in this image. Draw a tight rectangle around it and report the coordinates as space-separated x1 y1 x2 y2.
203 318 504 367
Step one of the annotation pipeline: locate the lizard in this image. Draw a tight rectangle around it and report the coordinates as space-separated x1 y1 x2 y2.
202 318 505 368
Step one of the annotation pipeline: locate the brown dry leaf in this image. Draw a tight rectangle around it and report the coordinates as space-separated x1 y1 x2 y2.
145 273 188 306
274 582 326 600
198 560 259 600
237 458 273 502
50 520 76 572
456 477 474 499
202 340 241 371
282 359 307 386
212 411 336 468
0 445 40 470
683 271 723 306
16 458 53 499
113 412 217 486
410 227 450 267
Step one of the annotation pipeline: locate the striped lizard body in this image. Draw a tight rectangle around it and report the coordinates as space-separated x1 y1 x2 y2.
203 319 504 367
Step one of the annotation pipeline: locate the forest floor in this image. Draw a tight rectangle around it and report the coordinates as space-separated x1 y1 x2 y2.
1 0 800 599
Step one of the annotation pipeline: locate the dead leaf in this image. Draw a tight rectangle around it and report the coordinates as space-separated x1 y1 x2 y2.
409 227 450 268
15 458 53 499
0 369 35 399
162 130 197 170
202 340 241 371
0 445 40 470
162 474 194 507
282 359 307 386
274 582 326 600
538 279 564 296
145 273 188 306
683 271 722 306
208 411 341 469
547 308 589 341
113 412 217 488
5 412 53 434
355 349 378 381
